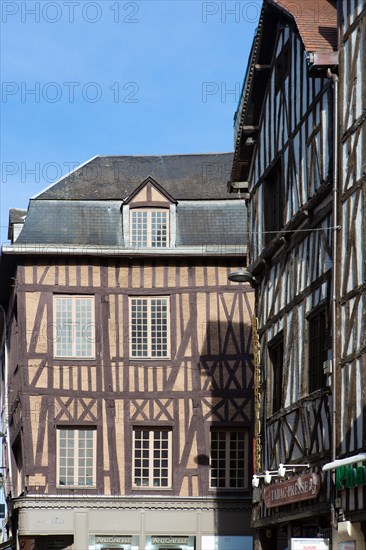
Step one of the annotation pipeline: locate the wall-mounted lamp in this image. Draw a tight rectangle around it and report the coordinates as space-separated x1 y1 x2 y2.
253 463 310 487
228 269 257 287
252 470 278 488
278 463 310 478
245 137 256 147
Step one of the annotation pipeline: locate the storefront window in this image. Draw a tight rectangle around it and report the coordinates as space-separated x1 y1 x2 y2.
201 536 253 550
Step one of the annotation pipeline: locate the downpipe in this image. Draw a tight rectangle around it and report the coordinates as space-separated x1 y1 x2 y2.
327 68 339 532
0 304 13 540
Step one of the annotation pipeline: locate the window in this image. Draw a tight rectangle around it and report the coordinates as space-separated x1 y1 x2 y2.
268 335 284 414
210 430 247 489
263 160 283 246
275 40 290 94
54 295 95 358
130 297 169 358
57 428 96 487
308 307 329 393
130 208 169 248
133 428 172 488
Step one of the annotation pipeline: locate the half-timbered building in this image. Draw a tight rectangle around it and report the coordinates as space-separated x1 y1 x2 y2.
328 1 366 547
0 154 255 549
228 0 363 548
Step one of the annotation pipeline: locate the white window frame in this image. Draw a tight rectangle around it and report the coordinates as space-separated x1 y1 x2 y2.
210 429 248 489
132 428 172 489
129 296 170 359
56 427 96 488
54 295 95 359
130 208 169 248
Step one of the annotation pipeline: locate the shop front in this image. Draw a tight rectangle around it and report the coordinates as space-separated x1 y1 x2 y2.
322 454 366 549
15 496 253 550
252 472 331 550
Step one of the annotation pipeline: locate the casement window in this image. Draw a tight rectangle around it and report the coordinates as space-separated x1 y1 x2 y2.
210 430 248 489
308 306 329 393
130 297 170 358
268 334 284 414
130 208 169 248
133 428 172 488
275 40 290 93
54 295 95 358
263 160 284 246
57 428 96 487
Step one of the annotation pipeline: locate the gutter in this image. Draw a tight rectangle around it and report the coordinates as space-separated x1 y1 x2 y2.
1 245 247 257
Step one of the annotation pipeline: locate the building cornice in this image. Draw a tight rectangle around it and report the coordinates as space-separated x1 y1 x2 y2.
13 495 252 512
2 244 246 258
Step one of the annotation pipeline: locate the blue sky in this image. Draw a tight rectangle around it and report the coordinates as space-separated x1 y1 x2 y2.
0 1 260 243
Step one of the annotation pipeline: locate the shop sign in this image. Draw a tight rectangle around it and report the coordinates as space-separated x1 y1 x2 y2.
335 463 366 490
151 539 189 545
263 473 320 508
89 534 139 550
96 537 133 544
146 535 195 550
291 539 329 550
252 317 262 473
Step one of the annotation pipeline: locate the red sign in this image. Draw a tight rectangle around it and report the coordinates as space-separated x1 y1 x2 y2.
263 473 321 508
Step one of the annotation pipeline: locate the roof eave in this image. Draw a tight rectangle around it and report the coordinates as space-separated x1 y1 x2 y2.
230 1 338 188
1 244 247 258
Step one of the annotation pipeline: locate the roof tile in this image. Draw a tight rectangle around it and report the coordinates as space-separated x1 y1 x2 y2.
271 0 337 51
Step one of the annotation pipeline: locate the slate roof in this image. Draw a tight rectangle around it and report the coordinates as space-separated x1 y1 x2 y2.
35 154 235 201
176 202 246 246
16 199 247 247
9 208 27 224
16 201 124 247
10 153 247 249
7 209 27 240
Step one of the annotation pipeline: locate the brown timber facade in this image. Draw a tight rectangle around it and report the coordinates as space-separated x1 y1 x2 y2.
0 155 254 549
231 0 365 549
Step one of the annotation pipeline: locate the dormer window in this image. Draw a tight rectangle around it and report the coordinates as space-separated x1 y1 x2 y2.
123 176 177 249
130 208 169 248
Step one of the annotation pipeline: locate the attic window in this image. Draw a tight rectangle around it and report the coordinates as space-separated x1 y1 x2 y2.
130 208 169 248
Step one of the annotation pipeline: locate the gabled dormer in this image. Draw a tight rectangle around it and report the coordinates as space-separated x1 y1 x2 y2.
122 176 178 249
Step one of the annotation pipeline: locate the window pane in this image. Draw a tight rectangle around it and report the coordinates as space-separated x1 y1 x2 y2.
55 297 73 357
210 431 246 489
58 428 95 487
151 210 168 248
308 308 328 393
131 298 148 357
54 296 94 358
151 298 168 358
130 297 169 358
131 210 148 248
133 429 171 488
131 209 168 248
